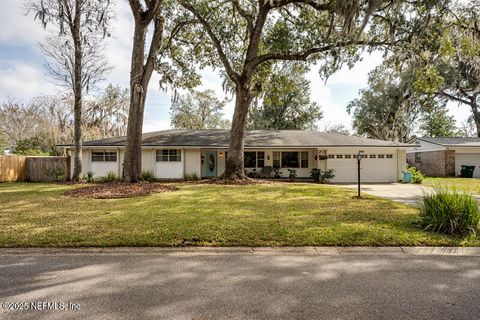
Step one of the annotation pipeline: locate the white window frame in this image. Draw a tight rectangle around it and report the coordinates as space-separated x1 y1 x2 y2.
91 151 117 162
156 149 182 162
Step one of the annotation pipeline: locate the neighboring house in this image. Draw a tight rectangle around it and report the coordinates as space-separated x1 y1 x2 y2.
407 137 480 178
61 130 412 183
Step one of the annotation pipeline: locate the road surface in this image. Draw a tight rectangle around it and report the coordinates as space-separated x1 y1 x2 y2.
1 248 479 320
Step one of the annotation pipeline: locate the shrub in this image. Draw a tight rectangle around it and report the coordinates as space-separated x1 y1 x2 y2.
98 171 117 183
44 167 66 182
140 170 156 182
183 173 199 181
406 166 424 184
416 187 480 236
310 168 335 184
273 166 283 179
287 169 297 181
83 171 94 183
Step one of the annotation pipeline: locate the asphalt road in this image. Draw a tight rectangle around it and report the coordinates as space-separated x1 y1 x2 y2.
1 250 479 320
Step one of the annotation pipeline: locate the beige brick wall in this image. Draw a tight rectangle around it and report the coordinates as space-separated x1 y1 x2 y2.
406 150 456 177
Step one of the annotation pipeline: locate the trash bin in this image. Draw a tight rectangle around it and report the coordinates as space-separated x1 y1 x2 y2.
403 171 412 183
460 165 476 178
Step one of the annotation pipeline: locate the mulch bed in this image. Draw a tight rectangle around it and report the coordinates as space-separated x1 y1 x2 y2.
64 182 177 199
195 178 282 185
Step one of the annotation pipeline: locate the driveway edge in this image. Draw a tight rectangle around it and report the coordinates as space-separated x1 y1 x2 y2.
0 246 479 256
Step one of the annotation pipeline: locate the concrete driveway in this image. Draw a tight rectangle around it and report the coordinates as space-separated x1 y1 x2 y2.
337 183 433 207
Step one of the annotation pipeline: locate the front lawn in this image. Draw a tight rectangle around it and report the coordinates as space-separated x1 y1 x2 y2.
425 177 480 195
0 182 478 247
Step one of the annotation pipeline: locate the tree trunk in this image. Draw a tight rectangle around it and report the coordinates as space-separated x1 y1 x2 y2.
224 85 253 180
123 22 148 183
72 1 83 181
471 101 480 137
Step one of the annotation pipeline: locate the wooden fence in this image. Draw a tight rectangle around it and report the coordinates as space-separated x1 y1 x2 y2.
0 155 70 182
0 155 27 182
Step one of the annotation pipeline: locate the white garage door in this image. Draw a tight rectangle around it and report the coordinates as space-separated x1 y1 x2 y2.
455 153 480 178
327 152 397 183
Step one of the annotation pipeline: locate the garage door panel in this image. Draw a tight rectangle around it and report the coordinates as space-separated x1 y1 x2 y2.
455 153 480 178
327 154 397 183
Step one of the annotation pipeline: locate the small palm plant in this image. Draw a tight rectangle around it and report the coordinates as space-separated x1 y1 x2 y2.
416 187 480 236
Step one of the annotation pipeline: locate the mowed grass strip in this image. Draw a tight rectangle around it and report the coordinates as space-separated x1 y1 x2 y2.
425 177 480 195
0 182 478 247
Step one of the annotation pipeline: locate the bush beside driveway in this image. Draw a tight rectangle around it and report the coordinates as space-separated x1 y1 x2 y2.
0 182 478 247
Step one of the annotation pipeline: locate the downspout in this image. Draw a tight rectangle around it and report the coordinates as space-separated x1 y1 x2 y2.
117 147 121 178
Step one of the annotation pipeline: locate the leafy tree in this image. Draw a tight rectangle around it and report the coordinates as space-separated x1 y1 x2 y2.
404 0 480 136
322 123 350 135
347 60 425 142
0 130 8 154
27 0 114 181
419 101 457 137
0 99 43 148
177 0 448 179
247 64 322 130
84 84 129 139
13 135 51 156
171 90 230 129
456 117 477 137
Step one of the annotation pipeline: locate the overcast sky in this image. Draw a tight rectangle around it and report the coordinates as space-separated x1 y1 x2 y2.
0 1 472 133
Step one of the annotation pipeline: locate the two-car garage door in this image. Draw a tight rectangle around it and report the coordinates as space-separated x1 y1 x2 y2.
327 151 398 183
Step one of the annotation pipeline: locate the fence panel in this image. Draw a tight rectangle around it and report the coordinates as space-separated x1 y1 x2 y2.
0 155 27 182
25 156 70 182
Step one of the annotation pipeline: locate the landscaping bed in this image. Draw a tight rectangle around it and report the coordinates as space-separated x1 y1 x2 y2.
64 182 177 199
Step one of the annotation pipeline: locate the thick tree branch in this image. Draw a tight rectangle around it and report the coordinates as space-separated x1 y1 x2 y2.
252 40 393 66
438 90 471 105
244 4 269 73
232 0 254 35
179 1 240 84
143 13 164 86
128 0 143 20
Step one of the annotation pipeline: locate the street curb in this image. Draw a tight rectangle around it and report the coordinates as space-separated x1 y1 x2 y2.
0 246 479 256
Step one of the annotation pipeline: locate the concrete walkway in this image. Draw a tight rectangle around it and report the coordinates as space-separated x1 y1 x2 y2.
1 247 479 320
337 183 433 207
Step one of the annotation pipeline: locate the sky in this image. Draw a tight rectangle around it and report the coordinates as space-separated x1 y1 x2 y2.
0 1 472 133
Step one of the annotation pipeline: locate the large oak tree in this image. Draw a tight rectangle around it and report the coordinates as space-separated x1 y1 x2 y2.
178 0 448 180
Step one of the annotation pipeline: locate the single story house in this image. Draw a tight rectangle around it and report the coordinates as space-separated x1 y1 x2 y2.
407 137 480 178
62 130 412 183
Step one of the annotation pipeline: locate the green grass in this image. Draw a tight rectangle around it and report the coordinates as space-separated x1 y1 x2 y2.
425 177 480 195
0 182 478 247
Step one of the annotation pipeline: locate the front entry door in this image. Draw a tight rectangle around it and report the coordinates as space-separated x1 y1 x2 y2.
205 151 217 178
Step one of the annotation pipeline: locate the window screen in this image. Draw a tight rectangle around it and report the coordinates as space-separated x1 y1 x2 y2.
301 152 308 168
244 152 257 168
281 152 299 168
273 152 280 168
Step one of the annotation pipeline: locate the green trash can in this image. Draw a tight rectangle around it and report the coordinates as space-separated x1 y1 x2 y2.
460 165 476 178
403 171 412 183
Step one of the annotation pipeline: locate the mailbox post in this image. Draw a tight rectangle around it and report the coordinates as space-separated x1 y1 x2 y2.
357 150 364 198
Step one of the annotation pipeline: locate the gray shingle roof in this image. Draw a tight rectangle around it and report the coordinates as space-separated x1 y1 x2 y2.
414 137 480 147
65 130 412 148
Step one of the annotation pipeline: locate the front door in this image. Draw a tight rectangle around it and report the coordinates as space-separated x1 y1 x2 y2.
205 151 217 177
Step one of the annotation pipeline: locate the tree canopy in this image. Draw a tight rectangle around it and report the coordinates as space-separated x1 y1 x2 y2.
170 89 230 129
247 64 322 130
174 0 446 179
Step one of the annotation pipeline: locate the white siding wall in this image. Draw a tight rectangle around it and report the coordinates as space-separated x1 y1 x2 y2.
141 149 155 174
184 149 202 177
155 149 184 179
407 140 445 153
